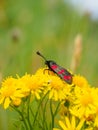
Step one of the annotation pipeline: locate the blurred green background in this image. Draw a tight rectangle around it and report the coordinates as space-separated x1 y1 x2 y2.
0 0 98 129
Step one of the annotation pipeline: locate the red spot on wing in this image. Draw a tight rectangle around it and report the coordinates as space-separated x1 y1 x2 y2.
51 65 58 69
63 75 71 80
58 69 65 74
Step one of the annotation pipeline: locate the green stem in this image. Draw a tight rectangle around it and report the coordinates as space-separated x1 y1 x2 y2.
27 95 32 130
30 107 43 129
50 100 61 129
50 100 54 129
11 106 28 130
32 92 49 127
54 102 60 116
42 98 48 130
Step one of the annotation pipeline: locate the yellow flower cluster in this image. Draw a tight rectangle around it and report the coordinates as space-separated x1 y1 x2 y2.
55 75 98 129
0 68 98 129
0 68 71 109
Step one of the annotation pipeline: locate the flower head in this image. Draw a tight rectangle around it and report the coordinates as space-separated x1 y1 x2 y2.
35 68 72 101
70 87 97 119
48 75 71 101
0 77 24 109
17 74 44 99
73 75 89 88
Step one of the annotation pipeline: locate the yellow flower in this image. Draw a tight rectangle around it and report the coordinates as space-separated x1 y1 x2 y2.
30 75 44 99
35 68 71 101
15 74 30 96
46 75 71 101
73 75 89 88
53 116 85 130
0 77 24 109
35 68 54 87
17 74 44 100
12 98 22 106
70 87 96 119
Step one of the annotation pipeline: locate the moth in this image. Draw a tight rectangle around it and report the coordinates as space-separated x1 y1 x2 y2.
36 51 73 84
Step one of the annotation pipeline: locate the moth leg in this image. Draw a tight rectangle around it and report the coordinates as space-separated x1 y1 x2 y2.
43 68 53 75
43 68 50 74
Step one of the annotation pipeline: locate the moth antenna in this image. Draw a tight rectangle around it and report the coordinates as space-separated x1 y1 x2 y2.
36 51 47 61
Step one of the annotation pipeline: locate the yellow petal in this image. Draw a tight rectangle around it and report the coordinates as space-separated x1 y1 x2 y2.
65 116 71 128
54 90 58 101
49 89 54 99
59 120 67 130
0 97 4 104
35 92 40 100
71 116 75 129
76 118 85 130
4 97 11 109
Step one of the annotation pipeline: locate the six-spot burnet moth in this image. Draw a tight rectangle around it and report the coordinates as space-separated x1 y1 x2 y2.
36 51 73 84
